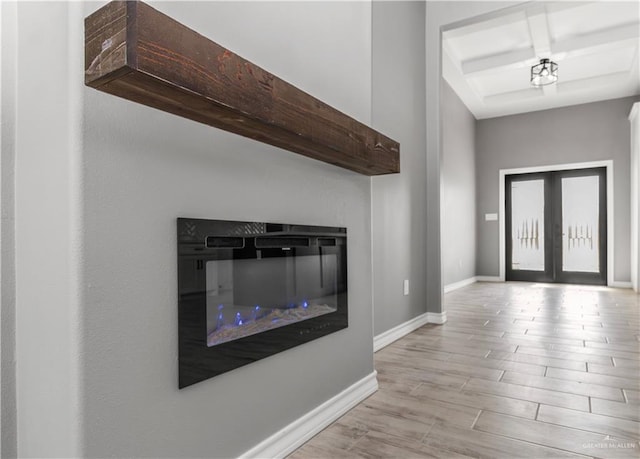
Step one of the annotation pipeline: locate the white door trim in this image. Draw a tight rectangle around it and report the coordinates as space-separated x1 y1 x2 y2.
499 160 614 286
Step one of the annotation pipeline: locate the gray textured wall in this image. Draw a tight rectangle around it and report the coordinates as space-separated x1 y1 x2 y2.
1 3 17 458
13 2 376 457
476 96 639 282
81 2 375 457
372 1 428 334
441 81 476 287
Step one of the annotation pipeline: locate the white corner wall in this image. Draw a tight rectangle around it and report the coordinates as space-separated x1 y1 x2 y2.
630 102 640 292
12 1 376 457
13 2 84 456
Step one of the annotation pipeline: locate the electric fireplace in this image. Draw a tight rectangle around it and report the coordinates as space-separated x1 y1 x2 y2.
177 218 348 388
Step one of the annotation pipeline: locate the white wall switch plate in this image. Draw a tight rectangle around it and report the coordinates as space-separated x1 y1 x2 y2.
403 279 409 296
485 213 498 221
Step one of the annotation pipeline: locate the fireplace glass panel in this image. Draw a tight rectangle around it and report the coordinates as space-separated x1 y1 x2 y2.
177 218 348 388
206 254 338 346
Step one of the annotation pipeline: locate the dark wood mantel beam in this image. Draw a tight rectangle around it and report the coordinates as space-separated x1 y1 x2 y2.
85 1 400 175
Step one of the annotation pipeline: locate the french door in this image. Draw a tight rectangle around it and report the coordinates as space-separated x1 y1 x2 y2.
506 167 607 285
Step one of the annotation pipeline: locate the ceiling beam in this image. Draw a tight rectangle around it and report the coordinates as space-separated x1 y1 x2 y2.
552 23 640 58
553 70 631 94
442 50 485 111
461 47 534 75
442 1 587 38
443 10 525 39
525 8 557 96
482 69 631 104
459 21 640 77
482 86 544 106
526 9 551 57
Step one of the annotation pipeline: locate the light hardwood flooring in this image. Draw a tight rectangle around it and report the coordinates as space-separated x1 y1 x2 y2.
288 282 640 458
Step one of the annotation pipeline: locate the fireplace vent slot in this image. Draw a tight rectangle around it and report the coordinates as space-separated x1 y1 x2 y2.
265 223 285 232
206 236 245 249
318 238 337 247
255 237 310 248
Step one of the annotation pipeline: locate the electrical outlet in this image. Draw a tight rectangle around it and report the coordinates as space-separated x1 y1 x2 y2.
403 279 409 296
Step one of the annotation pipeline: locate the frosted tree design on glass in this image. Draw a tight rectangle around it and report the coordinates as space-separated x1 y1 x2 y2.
562 176 599 273
511 180 544 271
567 224 594 250
517 219 540 249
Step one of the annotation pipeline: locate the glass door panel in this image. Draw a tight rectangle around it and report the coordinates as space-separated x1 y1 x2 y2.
506 173 553 282
511 179 545 271
561 175 600 273
555 168 607 285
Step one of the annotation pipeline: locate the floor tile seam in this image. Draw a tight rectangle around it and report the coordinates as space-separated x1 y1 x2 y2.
542 371 640 391
412 350 548 372
414 388 540 420
498 373 627 402
376 355 502 377
514 348 620 366
462 377 591 411
589 406 640 422
422 419 574 457
488 408 640 444
506 354 596 370
467 418 601 457
345 408 435 440
418 418 437 444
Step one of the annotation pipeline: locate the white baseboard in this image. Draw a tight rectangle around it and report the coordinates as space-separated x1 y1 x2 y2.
609 281 633 289
238 371 378 459
427 311 447 324
444 276 477 293
373 310 449 352
373 312 430 352
476 276 501 282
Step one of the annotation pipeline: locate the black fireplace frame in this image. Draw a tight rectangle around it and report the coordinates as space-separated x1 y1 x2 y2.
177 218 348 388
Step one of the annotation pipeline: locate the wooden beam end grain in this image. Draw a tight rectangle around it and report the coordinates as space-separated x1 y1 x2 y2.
85 1 134 87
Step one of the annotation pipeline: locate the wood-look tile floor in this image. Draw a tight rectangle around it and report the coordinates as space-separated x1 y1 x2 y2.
288 282 640 458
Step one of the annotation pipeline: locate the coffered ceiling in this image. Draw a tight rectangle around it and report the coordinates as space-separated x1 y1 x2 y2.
443 1 640 119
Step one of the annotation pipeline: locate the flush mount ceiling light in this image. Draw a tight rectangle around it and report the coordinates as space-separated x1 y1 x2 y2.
531 58 558 87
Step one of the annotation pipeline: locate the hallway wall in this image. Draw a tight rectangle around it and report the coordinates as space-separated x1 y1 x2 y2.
372 1 428 335
441 81 476 287
476 96 640 283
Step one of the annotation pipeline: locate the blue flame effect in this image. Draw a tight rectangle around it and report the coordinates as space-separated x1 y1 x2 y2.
235 312 243 326
216 301 315 331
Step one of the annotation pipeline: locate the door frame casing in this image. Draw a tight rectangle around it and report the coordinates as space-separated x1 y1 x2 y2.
498 160 614 286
